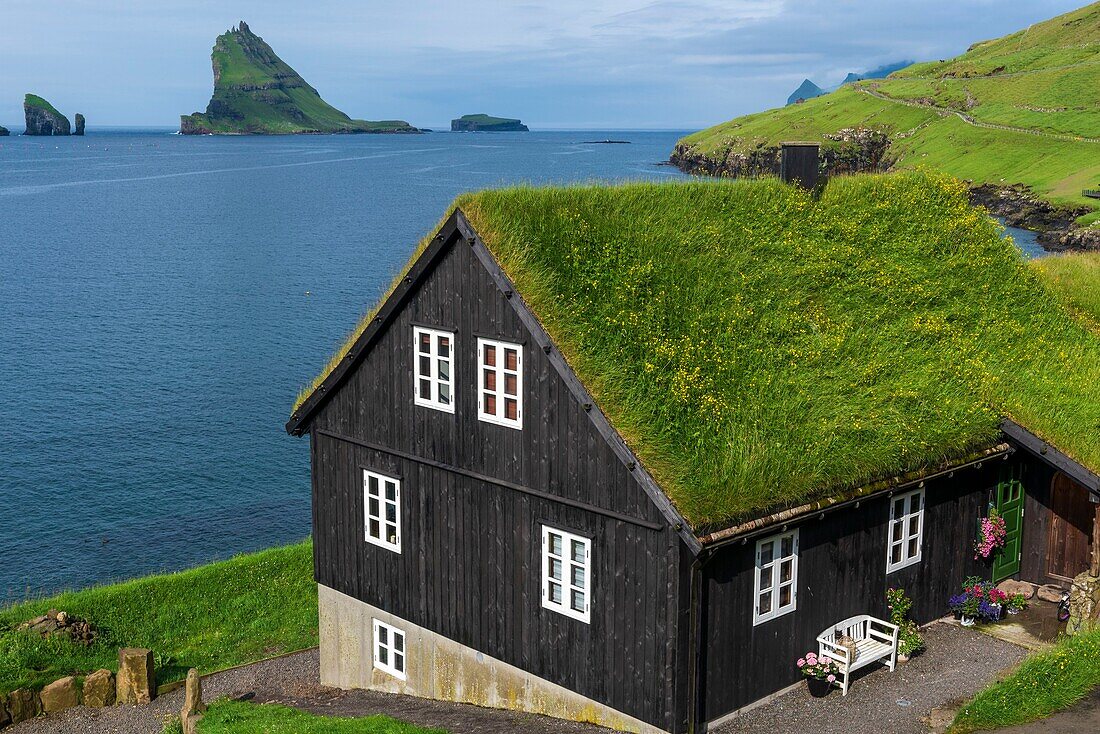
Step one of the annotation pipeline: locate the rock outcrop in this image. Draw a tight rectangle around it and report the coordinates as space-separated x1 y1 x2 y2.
74 113 85 136
18 608 98 646
82 669 116 708
0 125 9 136
451 114 529 132
117 648 156 705
181 21 418 135
23 94 71 136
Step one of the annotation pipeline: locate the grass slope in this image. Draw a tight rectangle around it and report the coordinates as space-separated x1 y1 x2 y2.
1032 252 1100 330
296 173 1100 529
676 2 1100 212
168 700 446 734
23 94 63 117
948 627 1100 733
0 541 316 695
183 23 414 134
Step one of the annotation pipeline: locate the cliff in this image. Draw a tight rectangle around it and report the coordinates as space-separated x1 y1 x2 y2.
74 114 85 136
0 126 8 136
451 114 529 132
180 21 418 135
23 94 71 136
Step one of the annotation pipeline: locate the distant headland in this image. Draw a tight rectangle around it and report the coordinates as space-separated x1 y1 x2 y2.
23 94 84 136
180 22 419 135
451 114 529 132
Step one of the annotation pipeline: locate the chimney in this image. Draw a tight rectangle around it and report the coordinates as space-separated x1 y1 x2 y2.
780 142 820 190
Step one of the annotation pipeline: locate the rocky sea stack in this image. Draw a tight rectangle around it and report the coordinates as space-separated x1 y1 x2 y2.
0 125 9 136
181 21 418 135
451 114 528 132
24 94 72 136
74 113 85 136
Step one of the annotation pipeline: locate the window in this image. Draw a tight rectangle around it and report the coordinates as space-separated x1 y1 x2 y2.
541 526 591 623
753 529 798 625
413 327 454 412
478 338 523 429
372 619 406 680
364 469 401 553
886 489 924 573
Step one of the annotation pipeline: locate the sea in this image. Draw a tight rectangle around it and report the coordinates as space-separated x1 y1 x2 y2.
0 128 1047 602
0 128 688 601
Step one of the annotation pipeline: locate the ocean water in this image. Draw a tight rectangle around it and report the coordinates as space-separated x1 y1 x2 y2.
0 129 688 601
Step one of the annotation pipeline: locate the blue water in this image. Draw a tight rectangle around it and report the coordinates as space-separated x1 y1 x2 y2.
997 218 1047 259
0 129 688 601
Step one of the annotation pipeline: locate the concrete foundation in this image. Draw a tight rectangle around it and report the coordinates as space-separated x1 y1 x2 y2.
318 584 668 733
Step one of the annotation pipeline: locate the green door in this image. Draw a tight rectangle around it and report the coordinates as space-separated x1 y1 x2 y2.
993 467 1025 582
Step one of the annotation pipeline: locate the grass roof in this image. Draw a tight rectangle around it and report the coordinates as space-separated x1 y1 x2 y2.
1031 252 1100 333
296 173 1100 530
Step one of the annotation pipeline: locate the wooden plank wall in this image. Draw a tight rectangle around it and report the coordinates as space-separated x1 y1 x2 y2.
699 461 1003 721
309 238 687 730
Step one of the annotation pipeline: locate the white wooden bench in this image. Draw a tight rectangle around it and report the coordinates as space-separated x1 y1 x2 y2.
817 614 899 696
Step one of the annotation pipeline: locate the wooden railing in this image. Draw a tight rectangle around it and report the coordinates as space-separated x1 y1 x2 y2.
1084 189 1100 200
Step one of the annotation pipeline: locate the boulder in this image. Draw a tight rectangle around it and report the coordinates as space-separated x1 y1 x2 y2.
1067 572 1100 636
82 669 116 708
1037 584 1065 603
6 688 41 724
39 676 81 714
996 579 1035 599
0 693 11 728
181 668 206 734
117 648 155 705
74 114 85 136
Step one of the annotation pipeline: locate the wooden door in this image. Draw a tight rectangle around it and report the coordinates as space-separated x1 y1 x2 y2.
993 470 1025 582
1047 473 1094 581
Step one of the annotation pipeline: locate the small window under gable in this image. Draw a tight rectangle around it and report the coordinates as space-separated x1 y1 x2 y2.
541 525 591 623
478 338 523 429
372 619 406 680
413 327 455 413
364 469 401 553
753 528 798 625
887 488 924 573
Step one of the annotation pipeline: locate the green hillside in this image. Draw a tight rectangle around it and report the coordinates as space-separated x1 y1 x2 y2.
23 94 63 117
673 2 1100 218
181 22 417 135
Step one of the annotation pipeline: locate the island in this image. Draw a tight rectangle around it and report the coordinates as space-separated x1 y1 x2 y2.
451 114 529 132
0 126 8 136
180 22 419 135
23 94 72 136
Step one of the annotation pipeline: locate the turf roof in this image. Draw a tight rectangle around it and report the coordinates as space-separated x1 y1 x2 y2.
296 173 1100 530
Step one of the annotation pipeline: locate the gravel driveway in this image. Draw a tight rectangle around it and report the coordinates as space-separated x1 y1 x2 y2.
714 622 1027 734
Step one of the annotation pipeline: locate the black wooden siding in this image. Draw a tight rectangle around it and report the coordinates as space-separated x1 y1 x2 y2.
699 461 1006 720
308 236 688 731
1020 461 1058 585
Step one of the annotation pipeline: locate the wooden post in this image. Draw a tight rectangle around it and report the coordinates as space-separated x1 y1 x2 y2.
1092 502 1100 577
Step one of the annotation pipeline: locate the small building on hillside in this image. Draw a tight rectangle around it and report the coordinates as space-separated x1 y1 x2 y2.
287 172 1100 734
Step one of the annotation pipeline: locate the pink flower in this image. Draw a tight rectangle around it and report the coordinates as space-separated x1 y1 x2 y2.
827 674 836 683
797 658 806 667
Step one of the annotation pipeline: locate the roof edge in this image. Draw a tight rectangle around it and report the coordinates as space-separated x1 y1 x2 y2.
1000 419 1100 498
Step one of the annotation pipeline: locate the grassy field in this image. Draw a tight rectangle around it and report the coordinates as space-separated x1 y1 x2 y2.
0 541 316 694
675 3 1100 213
183 24 414 134
1032 252 1100 331
948 627 1100 732
297 172 1100 529
162 701 447 734
23 93 64 117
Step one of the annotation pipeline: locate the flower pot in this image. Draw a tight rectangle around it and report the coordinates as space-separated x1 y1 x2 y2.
897 653 910 663
806 677 832 698
952 610 962 620
1007 606 1022 615
960 615 976 627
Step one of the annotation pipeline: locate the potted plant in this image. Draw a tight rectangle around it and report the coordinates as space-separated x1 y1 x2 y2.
1006 592 1028 615
974 507 1008 560
949 577 1007 625
797 651 839 697
887 588 925 661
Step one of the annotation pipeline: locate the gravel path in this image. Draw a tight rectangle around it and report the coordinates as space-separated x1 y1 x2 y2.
714 622 1027 734
9 648 610 734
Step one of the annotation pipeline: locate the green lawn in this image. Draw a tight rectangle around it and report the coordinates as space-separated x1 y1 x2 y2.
163 701 446 734
0 541 316 694
674 3 1100 214
949 628 1100 733
297 172 1100 530
1032 252 1100 331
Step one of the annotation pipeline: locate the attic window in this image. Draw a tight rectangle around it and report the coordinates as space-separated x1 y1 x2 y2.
413 327 454 413
372 619 406 680
753 529 798 625
886 488 924 573
541 526 591 624
478 338 523 429
364 469 401 553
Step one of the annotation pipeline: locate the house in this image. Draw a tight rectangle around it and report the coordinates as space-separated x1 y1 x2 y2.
286 170 1100 733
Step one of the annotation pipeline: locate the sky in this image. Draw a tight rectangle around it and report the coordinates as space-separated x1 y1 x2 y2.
0 1 1087 130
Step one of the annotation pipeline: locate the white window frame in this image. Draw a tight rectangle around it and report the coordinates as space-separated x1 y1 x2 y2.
363 469 401 554
372 619 407 680
753 528 798 625
541 525 591 624
413 327 455 413
886 488 924 574
477 338 523 429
